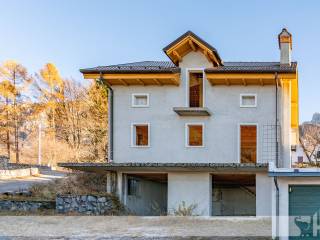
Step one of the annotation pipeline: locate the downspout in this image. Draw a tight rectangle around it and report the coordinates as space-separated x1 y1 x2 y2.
99 73 113 162
274 176 280 239
274 72 280 239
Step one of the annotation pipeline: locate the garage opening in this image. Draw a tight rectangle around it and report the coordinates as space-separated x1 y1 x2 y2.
124 173 167 216
212 174 256 216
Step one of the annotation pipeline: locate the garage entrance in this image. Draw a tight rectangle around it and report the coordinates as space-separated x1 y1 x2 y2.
124 173 167 216
289 185 320 239
212 174 256 216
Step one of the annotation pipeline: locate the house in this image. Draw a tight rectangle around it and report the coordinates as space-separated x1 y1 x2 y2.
61 29 308 239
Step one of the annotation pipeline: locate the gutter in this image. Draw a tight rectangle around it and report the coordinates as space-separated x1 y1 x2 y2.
99 73 113 162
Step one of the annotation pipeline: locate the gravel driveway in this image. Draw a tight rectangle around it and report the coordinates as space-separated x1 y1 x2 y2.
0 216 271 239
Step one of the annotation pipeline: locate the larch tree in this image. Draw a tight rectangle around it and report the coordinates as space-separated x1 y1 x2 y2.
36 63 64 166
0 80 16 158
0 60 32 163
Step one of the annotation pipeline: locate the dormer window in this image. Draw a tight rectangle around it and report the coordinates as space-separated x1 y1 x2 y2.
188 71 204 108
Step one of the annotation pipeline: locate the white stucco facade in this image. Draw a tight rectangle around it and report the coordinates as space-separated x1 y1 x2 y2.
112 51 288 165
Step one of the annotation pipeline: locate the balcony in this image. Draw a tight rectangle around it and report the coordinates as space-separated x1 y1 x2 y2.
173 107 211 116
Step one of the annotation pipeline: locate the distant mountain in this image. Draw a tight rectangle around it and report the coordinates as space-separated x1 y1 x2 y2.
311 113 320 124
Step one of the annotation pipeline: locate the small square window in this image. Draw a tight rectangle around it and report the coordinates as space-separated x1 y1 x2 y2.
131 123 150 147
186 124 204 147
132 94 149 107
240 94 257 108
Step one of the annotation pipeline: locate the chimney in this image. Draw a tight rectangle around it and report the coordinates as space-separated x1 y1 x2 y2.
278 28 292 65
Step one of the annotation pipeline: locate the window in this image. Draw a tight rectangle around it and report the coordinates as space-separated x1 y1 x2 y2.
189 72 203 107
240 125 257 163
131 123 150 147
240 94 257 108
132 93 149 107
127 178 139 196
186 123 204 147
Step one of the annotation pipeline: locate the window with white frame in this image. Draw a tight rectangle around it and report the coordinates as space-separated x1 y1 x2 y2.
240 94 257 107
131 123 150 147
185 123 204 147
132 93 149 107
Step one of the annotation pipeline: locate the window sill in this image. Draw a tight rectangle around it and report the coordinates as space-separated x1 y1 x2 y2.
173 107 211 116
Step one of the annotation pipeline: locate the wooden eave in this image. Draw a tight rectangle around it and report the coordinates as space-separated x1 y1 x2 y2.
205 73 297 86
83 73 180 86
164 35 221 67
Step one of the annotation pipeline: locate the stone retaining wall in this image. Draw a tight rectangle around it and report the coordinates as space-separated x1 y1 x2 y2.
0 199 55 212
56 194 118 215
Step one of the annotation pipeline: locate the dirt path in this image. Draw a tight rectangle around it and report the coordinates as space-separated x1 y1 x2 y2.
0 169 66 193
0 216 271 239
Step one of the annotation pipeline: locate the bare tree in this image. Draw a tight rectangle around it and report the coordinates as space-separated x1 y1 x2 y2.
300 123 320 165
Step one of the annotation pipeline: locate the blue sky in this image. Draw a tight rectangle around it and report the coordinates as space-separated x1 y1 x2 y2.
0 0 319 122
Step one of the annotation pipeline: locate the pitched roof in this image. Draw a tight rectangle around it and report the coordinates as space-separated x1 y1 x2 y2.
80 61 297 75
80 61 180 74
163 31 223 66
205 62 297 73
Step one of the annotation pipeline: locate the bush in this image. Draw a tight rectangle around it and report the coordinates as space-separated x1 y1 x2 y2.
173 201 198 216
29 172 108 200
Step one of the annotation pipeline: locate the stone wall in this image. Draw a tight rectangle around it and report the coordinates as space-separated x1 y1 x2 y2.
0 199 55 212
56 194 120 215
0 167 39 180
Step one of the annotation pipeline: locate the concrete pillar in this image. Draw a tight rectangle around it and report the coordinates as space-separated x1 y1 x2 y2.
256 173 272 216
106 171 117 194
168 172 212 216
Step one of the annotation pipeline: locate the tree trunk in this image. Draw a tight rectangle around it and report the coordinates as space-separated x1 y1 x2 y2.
5 97 10 159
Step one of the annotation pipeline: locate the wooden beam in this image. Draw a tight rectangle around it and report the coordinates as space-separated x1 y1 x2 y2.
259 78 264 86
119 79 128 86
209 51 220 66
170 78 180 86
242 78 247 86
173 50 182 62
136 78 145 85
225 79 230 86
188 39 197 51
153 78 163 86
203 50 212 63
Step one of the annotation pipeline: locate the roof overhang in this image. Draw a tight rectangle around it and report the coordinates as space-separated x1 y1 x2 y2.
205 73 296 86
82 73 180 86
58 162 268 173
163 31 223 67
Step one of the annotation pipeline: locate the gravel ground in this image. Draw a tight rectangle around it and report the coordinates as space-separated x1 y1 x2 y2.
0 216 271 239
